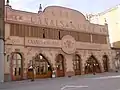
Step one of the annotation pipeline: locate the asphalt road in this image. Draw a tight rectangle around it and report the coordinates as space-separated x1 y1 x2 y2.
0 72 120 90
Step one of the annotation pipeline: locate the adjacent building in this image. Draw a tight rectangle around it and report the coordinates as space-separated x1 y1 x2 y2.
89 4 120 73
4 3 116 81
90 4 120 48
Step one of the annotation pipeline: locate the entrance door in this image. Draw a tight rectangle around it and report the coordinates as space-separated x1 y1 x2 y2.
85 55 101 74
73 55 81 75
11 53 23 81
103 55 109 72
56 54 65 77
34 54 52 78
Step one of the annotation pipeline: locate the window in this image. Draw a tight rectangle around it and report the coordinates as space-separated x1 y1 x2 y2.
56 54 64 71
78 32 91 42
12 53 22 76
73 55 81 70
35 54 51 75
92 34 107 44
59 31 61 39
10 24 25 37
43 32 45 38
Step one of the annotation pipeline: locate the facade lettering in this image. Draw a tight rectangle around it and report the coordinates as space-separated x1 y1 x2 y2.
65 22 69 27
31 17 36 24
50 20 54 26
44 18 49 25
6 9 107 35
77 24 81 30
7 14 108 35
83 24 87 30
25 38 61 48
59 21 64 27
60 10 62 17
56 20 59 27
70 22 76 29
38 17 42 24
5 37 24 45
52 11 55 16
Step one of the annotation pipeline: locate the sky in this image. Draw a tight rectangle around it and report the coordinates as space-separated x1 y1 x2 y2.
7 0 120 14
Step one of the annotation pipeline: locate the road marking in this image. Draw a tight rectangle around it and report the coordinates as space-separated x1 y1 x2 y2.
61 85 88 90
92 75 120 80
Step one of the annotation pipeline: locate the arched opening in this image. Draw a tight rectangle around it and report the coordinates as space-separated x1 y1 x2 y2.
33 54 52 78
73 54 81 75
103 55 109 72
85 55 101 74
114 52 120 71
11 53 23 81
56 54 65 77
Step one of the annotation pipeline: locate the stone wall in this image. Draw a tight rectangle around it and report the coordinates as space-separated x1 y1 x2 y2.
4 45 116 78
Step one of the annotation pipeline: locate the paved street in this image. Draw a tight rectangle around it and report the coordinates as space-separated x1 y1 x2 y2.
0 72 120 90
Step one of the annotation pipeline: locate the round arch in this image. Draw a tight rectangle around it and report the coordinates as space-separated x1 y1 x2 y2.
85 55 101 74
10 52 23 81
114 52 120 71
73 54 81 75
102 55 109 72
55 54 65 77
30 53 53 79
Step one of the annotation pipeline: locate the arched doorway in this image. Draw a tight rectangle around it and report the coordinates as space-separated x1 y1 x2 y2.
114 52 120 72
11 53 23 81
33 54 52 79
56 54 65 77
103 55 109 72
85 55 101 74
73 54 81 75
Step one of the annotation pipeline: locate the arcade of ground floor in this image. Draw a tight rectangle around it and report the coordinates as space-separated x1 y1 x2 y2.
4 45 117 81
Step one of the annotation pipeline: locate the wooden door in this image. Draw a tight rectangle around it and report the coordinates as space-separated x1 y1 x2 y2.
73 55 81 75
11 53 23 81
56 54 65 77
103 55 109 72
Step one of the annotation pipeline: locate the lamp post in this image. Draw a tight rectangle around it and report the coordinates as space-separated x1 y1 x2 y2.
0 0 5 83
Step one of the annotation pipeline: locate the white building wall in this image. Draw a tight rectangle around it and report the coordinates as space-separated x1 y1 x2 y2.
90 5 120 47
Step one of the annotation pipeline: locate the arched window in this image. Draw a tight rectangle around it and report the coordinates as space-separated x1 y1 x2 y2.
56 54 64 70
56 54 65 77
74 55 81 70
73 54 81 75
85 55 101 74
12 53 22 77
103 55 109 72
34 54 52 75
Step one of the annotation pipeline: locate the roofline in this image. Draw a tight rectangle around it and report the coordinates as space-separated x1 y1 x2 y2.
98 4 120 16
111 47 120 50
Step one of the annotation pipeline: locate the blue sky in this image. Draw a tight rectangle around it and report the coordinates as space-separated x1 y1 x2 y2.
8 0 120 14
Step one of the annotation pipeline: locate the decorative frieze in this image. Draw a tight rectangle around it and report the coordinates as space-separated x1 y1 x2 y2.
5 6 108 35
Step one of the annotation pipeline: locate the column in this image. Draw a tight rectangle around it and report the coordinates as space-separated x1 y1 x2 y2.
0 0 5 82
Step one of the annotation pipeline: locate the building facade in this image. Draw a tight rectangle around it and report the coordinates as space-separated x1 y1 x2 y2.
4 5 116 81
90 4 120 48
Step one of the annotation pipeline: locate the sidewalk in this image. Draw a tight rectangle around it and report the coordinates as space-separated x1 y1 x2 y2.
1 71 120 86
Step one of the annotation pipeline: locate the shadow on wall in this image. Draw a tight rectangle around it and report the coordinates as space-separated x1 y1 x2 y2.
113 41 120 48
